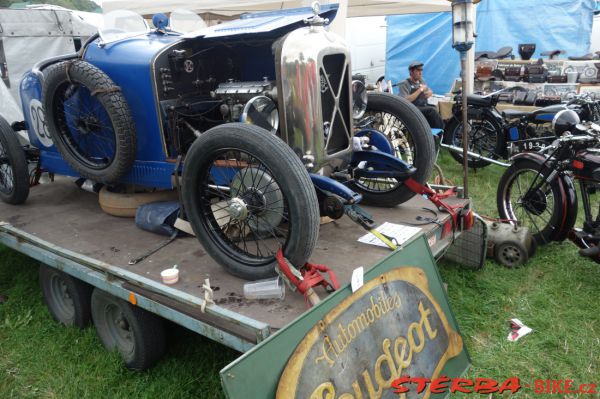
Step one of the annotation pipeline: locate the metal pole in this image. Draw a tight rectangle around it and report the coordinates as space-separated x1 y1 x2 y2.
460 52 469 198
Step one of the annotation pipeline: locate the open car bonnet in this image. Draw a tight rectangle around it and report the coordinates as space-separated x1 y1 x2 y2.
181 3 338 39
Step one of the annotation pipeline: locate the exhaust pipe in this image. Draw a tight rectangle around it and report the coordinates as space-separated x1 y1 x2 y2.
440 143 511 168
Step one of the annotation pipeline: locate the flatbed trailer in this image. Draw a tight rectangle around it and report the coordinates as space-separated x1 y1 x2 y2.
0 177 474 395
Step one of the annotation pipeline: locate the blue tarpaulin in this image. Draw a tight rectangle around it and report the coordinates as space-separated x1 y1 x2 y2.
385 0 596 95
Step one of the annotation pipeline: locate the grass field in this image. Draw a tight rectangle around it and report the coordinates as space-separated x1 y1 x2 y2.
0 152 599 398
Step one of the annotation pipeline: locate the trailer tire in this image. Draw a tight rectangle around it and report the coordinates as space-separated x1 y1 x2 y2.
91 289 165 370
0 115 29 205
43 60 136 183
39 264 93 328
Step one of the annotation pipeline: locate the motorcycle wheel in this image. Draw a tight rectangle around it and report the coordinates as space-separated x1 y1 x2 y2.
0 116 29 205
348 93 435 207
443 115 504 169
182 123 320 280
497 158 566 245
43 60 136 183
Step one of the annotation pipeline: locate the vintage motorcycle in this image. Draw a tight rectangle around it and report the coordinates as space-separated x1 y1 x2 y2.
0 5 437 280
443 90 600 168
496 109 600 262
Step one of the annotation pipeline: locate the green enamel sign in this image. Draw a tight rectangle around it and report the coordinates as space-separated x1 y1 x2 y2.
220 235 470 399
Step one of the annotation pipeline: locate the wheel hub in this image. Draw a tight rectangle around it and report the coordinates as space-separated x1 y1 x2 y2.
241 188 267 211
117 317 129 331
522 189 547 216
500 245 522 267
76 115 100 134
228 197 249 221
230 167 284 234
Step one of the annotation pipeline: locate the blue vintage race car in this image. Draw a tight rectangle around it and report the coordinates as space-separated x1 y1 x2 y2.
0 4 435 280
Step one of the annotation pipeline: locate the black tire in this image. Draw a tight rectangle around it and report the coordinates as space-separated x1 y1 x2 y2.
91 288 165 370
443 114 504 169
39 263 93 328
182 123 320 280
43 60 136 183
497 158 565 245
348 93 435 207
0 116 29 204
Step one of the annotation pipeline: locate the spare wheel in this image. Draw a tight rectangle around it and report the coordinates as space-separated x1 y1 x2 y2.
43 60 136 184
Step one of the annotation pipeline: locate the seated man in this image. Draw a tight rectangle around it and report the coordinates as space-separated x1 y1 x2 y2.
398 61 444 129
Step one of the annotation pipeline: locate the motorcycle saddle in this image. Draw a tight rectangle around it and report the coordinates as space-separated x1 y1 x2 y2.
568 52 600 61
467 94 493 107
475 46 513 60
502 109 529 119
495 46 514 59
540 50 565 59
475 51 492 60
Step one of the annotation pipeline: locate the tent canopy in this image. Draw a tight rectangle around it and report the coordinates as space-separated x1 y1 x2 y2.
386 0 596 94
101 0 452 18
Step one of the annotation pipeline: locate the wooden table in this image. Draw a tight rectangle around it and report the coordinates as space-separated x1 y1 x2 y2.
438 100 539 120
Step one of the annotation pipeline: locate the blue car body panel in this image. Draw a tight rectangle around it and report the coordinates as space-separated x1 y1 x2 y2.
18 4 339 189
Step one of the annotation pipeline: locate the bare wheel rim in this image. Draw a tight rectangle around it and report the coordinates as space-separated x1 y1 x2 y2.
105 304 134 355
499 245 522 267
49 274 75 321
197 148 291 266
0 139 15 195
453 118 499 159
501 167 555 237
53 82 117 170
354 110 414 193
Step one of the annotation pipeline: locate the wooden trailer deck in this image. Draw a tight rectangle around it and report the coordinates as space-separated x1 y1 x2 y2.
0 177 467 350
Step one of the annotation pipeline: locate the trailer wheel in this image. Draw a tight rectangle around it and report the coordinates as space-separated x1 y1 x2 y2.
91 289 165 370
0 115 29 205
39 264 93 328
43 60 136 183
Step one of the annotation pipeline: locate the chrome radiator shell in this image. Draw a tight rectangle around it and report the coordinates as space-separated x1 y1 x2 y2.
274 26 353 171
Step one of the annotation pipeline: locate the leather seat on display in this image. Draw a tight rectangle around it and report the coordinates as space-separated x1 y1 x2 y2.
568 52 600 61
475 46 514 61
541 50 565 59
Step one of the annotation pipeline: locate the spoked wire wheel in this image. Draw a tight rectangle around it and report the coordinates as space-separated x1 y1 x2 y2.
183 124 319 280
497 159 563 244
201 152 290 264
0 138 16 195
445 116 503 168
349 93 434 207
0 116 29 204
365 108 416 165
353 109 413 195
43 60 136 183
54 83 117 170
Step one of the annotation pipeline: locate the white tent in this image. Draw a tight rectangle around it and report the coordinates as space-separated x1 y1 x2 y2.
101 0 452 18
0 8 100 135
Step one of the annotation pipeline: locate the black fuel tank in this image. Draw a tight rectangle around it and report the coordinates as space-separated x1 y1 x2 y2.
528 104 567 124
